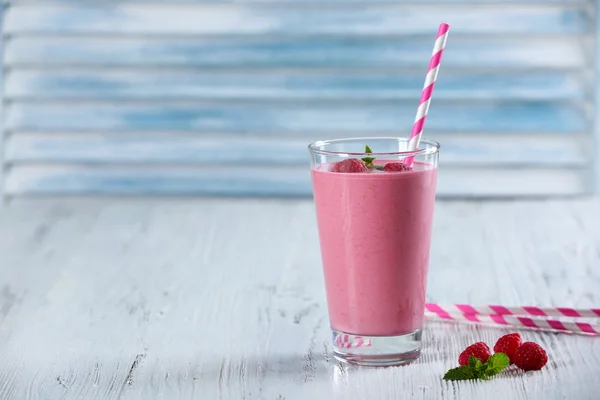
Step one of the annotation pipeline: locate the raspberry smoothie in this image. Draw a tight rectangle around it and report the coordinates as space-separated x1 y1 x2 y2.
311 161 437 336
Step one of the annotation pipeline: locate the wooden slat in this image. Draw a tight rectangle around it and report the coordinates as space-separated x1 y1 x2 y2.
4 133 590 167
4 4 591 35
595 0 600 192
4 70 588 101
4 0 590 4
3 165 587 197
4 102 587 134
4 37 589 70
2 1 595 199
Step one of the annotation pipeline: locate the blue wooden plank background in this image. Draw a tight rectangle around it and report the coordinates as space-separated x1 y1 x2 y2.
3 166 586 197
5 0 590 3
1 1 596 197
4 102 587 134
5 71 587 101
5 37 588 70
3 5 592 35
5 134 588 167
0 7 3 201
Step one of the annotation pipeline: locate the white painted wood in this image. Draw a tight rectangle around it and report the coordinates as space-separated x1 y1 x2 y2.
0 198 598 399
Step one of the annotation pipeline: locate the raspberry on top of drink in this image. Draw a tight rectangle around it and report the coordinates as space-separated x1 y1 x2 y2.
329 145 412 174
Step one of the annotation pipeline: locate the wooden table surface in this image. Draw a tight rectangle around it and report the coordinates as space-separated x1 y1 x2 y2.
0 198 599 399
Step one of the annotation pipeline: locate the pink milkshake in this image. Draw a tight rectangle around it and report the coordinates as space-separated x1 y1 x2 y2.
308 137 439 366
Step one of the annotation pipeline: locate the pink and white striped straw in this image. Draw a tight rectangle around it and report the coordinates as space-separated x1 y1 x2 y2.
426 303 600 319
425 312 600 336
334 333 372 348
406 23 450 165
425 303 600 336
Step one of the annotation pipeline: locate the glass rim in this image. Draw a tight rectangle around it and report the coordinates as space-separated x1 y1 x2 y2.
307 137 440 157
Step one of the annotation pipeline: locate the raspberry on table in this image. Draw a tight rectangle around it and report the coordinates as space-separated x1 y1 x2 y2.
331 159 368 173
494 333 523 363
458 342 492 366
513 342 548 371
382 162 411 172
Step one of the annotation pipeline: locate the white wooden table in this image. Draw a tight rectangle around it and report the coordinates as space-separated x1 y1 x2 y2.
0 198 599 399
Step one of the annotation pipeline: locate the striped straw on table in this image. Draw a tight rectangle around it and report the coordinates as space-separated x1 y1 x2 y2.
405 22 450 165
425 303 600 336
425 312 600 336
334 333 372 348
425 303 600 319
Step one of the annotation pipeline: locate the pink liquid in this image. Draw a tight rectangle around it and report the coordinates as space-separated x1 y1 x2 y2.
311 162 437 336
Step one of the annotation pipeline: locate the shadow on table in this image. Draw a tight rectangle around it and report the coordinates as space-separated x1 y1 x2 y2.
185 352 335 384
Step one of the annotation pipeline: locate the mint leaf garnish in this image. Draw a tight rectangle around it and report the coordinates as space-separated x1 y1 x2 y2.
483 353 510 377
468 356 482 370
468 356 486 379
443 353 510 382
443 366 476 381
362 157 375 165
361 145 376 167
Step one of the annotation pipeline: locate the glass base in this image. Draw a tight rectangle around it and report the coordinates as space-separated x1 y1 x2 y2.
332 328 422 367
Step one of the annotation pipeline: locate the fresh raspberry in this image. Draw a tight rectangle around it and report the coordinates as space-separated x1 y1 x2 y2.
513 342 548 371
458 342 492 366
331 159 368 173
382 162 410 172
494 333 522 363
